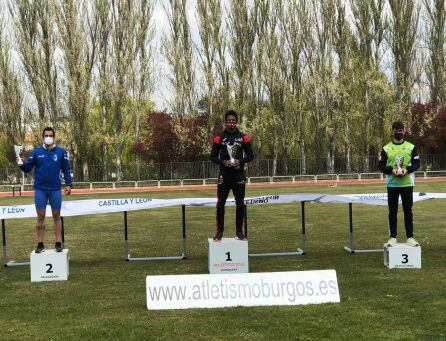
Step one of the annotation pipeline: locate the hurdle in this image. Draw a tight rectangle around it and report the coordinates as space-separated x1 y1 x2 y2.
12 185 22 197
247 201 306 257
2 216 67 267
124 204 187 261
2 218 30 267
343 203 383 254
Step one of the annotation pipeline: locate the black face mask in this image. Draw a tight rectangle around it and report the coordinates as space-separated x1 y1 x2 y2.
393 132 404 140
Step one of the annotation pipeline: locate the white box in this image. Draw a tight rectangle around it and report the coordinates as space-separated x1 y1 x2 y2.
208 238 248 274
30 249 69 282
384 243 421 269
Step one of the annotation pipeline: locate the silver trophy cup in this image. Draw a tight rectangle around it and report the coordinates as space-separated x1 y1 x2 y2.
226 143 238 166
14 145 24 166
395 155 404 175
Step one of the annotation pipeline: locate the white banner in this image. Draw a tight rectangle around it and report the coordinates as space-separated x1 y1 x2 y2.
1 192 445 220
146 270 340 310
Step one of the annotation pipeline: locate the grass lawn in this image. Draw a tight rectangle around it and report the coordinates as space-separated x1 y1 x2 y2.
1 182 445 340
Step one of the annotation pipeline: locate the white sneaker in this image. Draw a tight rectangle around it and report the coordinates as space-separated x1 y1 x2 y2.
386 237 397 247
406 237 419 247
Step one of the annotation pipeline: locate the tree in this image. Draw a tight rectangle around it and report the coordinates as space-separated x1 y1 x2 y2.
282 0 308 172
10 0 61 126
424 0 446 105
55 0 99 180
196 0 228 127
387 0 421 126
305 0 338 173
228 0 257 124
95 0 155 180
133 111 180 163
0 18 26 145
350 0 390 170
257 0 290 174
162 0 196 115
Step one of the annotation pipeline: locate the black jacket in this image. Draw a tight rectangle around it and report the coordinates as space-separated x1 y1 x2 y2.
210 129 254 172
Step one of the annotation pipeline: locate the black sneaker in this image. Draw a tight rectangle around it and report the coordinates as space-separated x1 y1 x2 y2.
55 242 63 252
213 230 223 242
35 242 45 253
236 231 247 241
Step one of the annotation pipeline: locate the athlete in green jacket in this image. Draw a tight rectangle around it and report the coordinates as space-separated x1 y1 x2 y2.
378 121 420 247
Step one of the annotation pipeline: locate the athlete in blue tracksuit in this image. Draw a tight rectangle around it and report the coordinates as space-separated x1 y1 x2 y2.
18 127 72 253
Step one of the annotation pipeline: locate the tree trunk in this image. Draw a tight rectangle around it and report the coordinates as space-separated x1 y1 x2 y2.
115 143 122 181
82 160 89 182
102 142 108 181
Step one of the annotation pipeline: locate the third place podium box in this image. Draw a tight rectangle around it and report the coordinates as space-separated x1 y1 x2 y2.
30 249 69 282
208 238 248 274
384 244 421 269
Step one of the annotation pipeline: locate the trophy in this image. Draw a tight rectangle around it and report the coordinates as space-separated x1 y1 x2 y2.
14 145 24 166
395 155 404 175
226 143 238 166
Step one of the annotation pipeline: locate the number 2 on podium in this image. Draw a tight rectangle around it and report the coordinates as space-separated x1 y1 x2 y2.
46 263 53 273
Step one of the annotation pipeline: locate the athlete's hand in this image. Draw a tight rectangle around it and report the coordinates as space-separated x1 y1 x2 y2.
232 159 240 167
391 168 406 177
64 186 71 195
223 160 233 167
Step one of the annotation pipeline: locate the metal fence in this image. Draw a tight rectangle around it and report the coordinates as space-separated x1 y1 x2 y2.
1 154 446 184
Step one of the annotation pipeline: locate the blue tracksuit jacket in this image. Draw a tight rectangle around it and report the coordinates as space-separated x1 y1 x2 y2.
20 145 73 191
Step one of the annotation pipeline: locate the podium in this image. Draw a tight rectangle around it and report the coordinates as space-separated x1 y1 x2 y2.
384 244 421 269
208 238 248 274
30 249 69 282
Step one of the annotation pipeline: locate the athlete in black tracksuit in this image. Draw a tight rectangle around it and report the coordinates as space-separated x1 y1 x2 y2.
210 110 254 241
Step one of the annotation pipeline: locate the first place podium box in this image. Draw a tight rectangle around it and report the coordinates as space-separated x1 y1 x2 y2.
30 249 69 282
208 238 248 274
384 244 421 269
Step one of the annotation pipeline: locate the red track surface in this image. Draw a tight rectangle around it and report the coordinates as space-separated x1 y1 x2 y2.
1 177 445 197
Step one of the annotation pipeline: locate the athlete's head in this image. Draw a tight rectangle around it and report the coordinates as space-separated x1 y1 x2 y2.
225 110 238 132
391 121 405 142
42 127 55 146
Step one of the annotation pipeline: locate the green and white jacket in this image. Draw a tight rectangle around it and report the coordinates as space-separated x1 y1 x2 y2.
378 140 420 187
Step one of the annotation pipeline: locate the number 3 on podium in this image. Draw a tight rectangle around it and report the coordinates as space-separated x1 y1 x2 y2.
401 254 408 264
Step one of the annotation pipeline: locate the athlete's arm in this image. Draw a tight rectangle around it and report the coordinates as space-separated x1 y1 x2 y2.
240 135 254 165
61 150 72 195
19 149 36 173
406 147 420 173
210 135 224 165
378 149 393 174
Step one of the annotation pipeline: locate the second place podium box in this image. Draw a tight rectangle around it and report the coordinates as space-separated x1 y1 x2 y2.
30 249 70 282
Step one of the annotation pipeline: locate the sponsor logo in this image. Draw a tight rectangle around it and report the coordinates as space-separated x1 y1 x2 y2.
146 270 340 310
53 155 58 162
245 195 279 205
1 207 26 214
98 198 152 207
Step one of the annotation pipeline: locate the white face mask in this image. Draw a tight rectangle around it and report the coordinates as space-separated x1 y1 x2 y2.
44 136 54 146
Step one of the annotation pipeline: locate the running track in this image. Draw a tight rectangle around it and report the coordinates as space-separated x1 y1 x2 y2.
1 177 445 197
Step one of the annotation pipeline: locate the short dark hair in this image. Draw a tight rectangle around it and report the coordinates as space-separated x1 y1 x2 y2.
42 127 55 137
225 110 238 122
391 121 404 130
